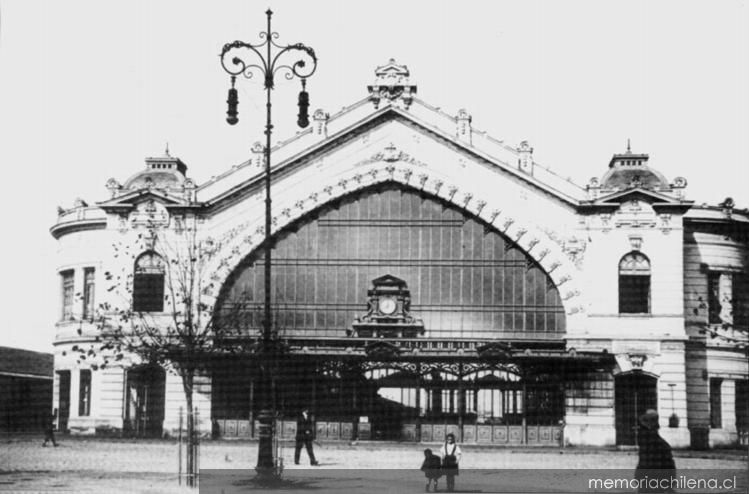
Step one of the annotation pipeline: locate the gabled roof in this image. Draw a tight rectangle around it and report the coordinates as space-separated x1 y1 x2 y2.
197 101 585 212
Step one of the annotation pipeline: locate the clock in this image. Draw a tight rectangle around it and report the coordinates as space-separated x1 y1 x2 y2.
378 297 397 315
352 274 424 338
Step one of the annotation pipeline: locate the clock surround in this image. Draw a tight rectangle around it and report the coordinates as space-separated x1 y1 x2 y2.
351 274 425 338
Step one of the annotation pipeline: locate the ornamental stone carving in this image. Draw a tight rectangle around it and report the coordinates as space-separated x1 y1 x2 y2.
367 59 417 110
456 109 472 144
312 109 329 138
356 143 427 168
488 209 500 224
106 178 122 198
446 186 458 201
130 200 169 228
517 140 534 175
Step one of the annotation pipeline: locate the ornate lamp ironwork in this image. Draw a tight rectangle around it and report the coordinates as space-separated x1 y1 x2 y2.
219 9 318 479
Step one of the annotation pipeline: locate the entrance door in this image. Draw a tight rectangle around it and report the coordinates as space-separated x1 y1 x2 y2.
57 371 70 432
615 372 657 445
124 366 166 437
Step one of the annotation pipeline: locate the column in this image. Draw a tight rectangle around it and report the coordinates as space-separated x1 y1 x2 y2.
415 363 422 442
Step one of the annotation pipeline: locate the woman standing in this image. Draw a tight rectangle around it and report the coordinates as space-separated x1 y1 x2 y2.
439 433 462 492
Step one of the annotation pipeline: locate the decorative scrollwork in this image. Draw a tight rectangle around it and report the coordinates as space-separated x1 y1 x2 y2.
220 13 318 90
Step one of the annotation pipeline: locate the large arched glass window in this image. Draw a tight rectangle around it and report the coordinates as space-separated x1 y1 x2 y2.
618 252 651 314
133 251 165 312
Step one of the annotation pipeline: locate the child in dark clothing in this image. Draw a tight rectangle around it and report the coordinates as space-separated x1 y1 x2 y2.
420 448 442 492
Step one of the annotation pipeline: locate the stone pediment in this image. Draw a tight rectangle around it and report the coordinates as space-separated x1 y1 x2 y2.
580 188 693 213
97 189 195 212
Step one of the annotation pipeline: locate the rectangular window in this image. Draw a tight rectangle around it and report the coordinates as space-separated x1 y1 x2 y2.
82 268 95 320
465 389 476 414
707 272 721 324
619 275 650 314
710 378 722 429
61 270 74 320
133 273 165 312
79 369 92 416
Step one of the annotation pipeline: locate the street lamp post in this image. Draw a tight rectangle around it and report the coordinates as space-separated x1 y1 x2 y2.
220 9 317 478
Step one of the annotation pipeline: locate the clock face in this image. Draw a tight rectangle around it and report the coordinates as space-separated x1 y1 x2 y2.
378 297 397 315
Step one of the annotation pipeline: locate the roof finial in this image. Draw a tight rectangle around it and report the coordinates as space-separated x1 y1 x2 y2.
626 138 631 154
165 142 170 157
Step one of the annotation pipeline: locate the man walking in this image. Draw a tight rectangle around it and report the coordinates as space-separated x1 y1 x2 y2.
294 408 319 466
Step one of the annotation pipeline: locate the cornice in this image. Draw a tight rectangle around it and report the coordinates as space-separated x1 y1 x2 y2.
201 107 582 217
49 218 107 239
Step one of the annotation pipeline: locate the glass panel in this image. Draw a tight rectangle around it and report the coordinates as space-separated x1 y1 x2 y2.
82 268 95 319
133 252 165 312
217 186 566 338
619 275 650 313
78 369 91 416
61 271 74 320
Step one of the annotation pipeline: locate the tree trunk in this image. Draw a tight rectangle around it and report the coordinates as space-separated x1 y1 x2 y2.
182 368 195 487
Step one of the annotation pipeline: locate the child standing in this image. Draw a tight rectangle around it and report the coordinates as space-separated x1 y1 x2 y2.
420 448 442 492
439 433 462 492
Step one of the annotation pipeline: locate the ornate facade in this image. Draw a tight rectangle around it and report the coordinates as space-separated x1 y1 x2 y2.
51 61 748 448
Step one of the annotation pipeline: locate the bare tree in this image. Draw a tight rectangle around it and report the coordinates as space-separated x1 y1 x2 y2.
76 224 253 487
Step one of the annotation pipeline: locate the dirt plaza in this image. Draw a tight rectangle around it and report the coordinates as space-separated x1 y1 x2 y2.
0 435 746 493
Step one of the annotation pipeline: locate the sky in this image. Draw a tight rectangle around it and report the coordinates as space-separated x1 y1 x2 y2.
0 0 747 352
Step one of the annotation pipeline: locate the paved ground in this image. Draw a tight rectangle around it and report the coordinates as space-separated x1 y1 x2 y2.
0 435 746 493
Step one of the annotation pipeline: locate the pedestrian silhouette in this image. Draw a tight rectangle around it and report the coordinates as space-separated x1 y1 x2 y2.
294 408 319 466
635 409 675 493
439 433 462 492
42 409 58 447
420 448 442 492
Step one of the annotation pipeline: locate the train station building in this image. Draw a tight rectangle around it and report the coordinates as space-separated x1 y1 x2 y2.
50 60 748 448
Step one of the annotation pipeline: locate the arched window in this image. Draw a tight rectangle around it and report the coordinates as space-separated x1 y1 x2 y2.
618 252 651 314
133 252 165 312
